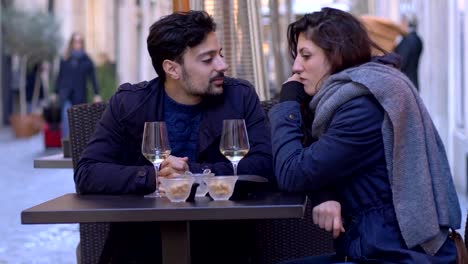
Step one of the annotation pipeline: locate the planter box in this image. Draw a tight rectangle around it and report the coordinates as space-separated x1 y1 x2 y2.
10 113 44 138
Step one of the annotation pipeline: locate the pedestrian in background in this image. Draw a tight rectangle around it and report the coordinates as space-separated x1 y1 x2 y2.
52 32 101 137
360 15 406 56
394 13 423 91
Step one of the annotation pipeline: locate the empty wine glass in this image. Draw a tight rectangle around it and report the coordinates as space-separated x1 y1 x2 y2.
219 119 250 176
142 121 171 197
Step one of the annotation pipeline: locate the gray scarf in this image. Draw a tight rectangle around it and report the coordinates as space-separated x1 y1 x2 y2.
309 62 461 255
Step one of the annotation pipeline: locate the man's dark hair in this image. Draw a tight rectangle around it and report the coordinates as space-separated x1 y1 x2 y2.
147 10 216 82
288 7 381 75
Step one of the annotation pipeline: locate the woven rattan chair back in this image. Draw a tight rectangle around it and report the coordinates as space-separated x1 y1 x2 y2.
465 211 468 250
68 102 108 171
68 102 109 264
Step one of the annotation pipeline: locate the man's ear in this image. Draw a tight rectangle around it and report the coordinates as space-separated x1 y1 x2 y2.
162 59 181 80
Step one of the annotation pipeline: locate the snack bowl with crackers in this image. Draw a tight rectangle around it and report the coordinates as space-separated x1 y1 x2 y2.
203 176 238 201
160 176 195 202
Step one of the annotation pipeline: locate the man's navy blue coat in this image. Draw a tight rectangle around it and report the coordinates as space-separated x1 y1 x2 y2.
75 77 274 194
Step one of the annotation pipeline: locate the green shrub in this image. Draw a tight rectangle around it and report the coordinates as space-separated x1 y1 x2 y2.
88 62 117 102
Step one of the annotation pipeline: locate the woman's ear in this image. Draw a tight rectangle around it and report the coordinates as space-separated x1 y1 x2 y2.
162 59 181 80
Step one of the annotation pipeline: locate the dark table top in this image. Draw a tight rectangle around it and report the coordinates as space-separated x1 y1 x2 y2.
22 192 306 224
33 153 73 169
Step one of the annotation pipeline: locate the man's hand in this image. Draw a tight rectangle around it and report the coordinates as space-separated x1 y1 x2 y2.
159 155 189 178
312 200 345 239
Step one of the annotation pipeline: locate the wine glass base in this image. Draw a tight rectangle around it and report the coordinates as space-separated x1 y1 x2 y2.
144 192 162 198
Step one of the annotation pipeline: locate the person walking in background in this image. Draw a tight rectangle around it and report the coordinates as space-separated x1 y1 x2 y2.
394 13 423 91
360 15 406 56
25 63 45 113
52 32 101 137
270 7 460 263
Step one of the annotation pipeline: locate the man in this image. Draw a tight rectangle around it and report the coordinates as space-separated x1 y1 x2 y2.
75 11 273 263
76 11 273 194
394 13 423 90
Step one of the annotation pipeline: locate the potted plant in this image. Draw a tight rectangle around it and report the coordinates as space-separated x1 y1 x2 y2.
2 7 61 137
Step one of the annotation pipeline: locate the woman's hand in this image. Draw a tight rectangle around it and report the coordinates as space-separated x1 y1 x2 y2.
159 155 189 178
312 200 345 239
279 75 310 103
284 73 302 84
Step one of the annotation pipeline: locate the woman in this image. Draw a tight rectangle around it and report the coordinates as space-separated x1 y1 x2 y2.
53 32 101 137
270 7 461 263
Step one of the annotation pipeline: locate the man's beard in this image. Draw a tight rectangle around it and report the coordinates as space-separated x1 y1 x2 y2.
181 67 224 97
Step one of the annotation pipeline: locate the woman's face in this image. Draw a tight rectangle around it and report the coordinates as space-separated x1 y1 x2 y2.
72 35 84 51
291 33 331 96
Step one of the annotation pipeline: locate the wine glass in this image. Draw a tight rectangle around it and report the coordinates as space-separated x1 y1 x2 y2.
142 121 171 197
219 119 250 176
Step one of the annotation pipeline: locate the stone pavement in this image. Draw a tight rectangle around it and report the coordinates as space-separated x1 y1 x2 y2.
0 128 78 263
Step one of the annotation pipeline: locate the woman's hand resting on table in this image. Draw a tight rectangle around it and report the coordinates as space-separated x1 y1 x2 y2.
312 200 345 239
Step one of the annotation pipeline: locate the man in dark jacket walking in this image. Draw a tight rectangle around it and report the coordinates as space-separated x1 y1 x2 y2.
75 10 273 263
394 13 423 90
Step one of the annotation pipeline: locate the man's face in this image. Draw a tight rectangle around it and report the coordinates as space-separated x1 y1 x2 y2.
178 32 229 97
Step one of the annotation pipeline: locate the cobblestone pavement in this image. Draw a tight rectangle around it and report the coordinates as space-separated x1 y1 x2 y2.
0 128 78 264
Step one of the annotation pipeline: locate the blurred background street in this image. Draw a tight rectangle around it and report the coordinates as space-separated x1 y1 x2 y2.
0 128 78 263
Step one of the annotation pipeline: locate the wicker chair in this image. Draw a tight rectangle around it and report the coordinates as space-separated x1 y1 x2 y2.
68 102 109 264
255 99 334 264
465 210 468 250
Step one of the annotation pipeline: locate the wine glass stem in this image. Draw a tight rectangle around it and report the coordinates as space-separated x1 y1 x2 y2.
154 162 161 197
232 161 239 176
